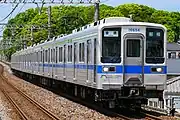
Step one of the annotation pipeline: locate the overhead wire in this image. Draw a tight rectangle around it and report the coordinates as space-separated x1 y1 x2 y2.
0 3 19 22
0 2 25 37
0 26 5 33
17 3 26 16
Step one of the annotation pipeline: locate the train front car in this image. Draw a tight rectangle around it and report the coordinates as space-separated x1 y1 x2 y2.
97 18 167 108
144 28 167 100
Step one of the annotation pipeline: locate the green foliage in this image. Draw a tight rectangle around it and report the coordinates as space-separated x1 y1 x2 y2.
2 3 180 59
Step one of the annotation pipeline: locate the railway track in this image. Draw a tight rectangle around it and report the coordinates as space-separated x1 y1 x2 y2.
0 62 166 120
0 63 132 120
0 65 61 120
49 85 164 120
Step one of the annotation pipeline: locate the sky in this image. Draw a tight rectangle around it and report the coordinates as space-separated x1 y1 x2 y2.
0 0 180 36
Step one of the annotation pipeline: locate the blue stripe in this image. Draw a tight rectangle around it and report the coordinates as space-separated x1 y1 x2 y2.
38 63 167 74
97 65 167 74
125 66 142 74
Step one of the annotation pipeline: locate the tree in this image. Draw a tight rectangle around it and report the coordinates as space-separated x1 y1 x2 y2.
2 4 180 59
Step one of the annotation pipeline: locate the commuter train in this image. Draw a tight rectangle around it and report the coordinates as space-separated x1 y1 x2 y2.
11 17 167 108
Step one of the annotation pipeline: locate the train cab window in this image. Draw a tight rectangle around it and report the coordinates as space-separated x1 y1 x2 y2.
87 40 92 63
68 45 72 62
59 47 63 62
101 28 121 63
146 28 164 63
127 39 140 57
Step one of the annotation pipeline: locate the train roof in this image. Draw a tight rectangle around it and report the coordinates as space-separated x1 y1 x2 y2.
12 17 166 56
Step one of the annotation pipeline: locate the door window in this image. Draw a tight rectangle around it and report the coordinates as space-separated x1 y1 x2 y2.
127 39 140 57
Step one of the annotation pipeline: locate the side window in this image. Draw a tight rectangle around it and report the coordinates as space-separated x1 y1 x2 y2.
82 43 85 62
51 49 53 62
40 51 42 62
74 43 77 62
79 43 82 62
64 45 66 63
48 48 50 63
34 53 35 62
43 50 44 62
68 45 72 62
87 40 91 63
59 47 63 62
45 50 48 62
79 43 85 62
37 52 38 62
55 47 58 63
53 48 55 62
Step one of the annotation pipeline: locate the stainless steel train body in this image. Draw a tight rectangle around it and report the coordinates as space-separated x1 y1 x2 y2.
11 17 167 107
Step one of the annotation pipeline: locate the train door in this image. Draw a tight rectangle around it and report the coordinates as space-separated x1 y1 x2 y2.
87 40 92 83
54 47 58 78
49 48 52 76
63 45 66 79
44 49 48 76
30 53 33 73
93 38 97 84
73 42 78 80
36 52 38 73
51 48 55 77
123 35 144 86
42 50 45 74
37 52 39 73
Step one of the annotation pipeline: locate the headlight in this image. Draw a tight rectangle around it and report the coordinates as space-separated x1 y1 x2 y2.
103 67 109 72
156 68 163 72
101 75 107 80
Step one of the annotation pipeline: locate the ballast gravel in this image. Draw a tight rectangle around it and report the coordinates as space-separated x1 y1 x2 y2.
1 62 120 120
0 62 178 120
0 88 21 120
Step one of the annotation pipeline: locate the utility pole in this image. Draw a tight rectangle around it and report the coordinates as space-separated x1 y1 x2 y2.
94 0 100 22
47 6 51 40
31 25 34 45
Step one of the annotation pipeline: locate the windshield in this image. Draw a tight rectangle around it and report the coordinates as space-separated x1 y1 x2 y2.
146 28 164 63
101 28 121 63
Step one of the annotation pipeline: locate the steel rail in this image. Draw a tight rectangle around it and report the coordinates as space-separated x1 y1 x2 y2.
0 82 29 120
0 65 61 120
